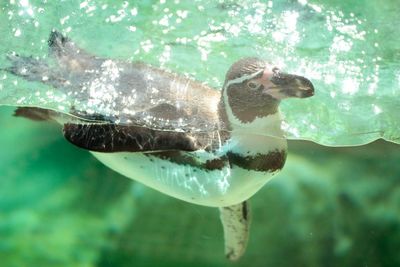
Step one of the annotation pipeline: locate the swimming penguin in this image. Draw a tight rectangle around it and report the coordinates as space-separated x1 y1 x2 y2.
4 30 314 261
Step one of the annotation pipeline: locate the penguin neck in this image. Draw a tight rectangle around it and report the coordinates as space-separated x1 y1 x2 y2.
218 89 285 139
218 94 287 157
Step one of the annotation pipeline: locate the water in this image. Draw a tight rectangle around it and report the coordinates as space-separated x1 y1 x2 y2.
0 1 399 266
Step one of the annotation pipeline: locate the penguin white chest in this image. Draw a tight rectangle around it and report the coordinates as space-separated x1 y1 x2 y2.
91 127 286 207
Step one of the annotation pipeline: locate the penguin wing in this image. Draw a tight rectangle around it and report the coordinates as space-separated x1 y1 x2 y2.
62 122 202 153
12 107 207 152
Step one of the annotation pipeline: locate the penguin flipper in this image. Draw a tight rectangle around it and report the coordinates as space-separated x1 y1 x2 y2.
62 123 201 153
219 201 250 261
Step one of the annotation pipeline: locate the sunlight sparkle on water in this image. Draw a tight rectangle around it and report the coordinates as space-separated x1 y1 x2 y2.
397 72 400 87
341 78 359 95
17 0 34 17
308 3 322 13
325 75 336 84
272 11 300 45
331 36 352 52
79 1 88 9
372 104 382 115
19 0 28 7
14 28 21 37
128 26 137 32
60 16 70 25
130 7 138 16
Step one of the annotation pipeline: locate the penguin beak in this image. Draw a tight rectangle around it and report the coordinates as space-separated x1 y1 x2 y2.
260 68 315 99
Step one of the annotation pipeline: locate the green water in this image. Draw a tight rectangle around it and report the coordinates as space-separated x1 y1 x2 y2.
0 1 399 267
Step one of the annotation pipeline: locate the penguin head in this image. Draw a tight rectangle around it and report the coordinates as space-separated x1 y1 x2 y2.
222 57 314 124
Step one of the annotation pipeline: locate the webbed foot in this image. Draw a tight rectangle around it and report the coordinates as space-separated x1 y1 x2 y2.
219 201 250 261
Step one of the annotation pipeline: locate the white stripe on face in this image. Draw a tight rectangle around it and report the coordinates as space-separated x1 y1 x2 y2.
223 68 274 128
223 69 264 91
222 67 286 152
222 69 265 127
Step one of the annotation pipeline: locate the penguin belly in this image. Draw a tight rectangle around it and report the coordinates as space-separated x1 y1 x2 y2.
91 150 278 207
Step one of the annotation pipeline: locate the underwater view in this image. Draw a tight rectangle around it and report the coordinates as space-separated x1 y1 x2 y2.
0 0 399 266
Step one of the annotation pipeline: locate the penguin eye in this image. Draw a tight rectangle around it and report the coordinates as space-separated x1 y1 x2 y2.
247 81 260 90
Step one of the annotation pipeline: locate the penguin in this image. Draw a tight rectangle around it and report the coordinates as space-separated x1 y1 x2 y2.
4 30 314 261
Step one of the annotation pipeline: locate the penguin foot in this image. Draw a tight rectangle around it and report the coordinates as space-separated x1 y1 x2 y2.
4 53 50 82
48 29 70 57
219 201 250 261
